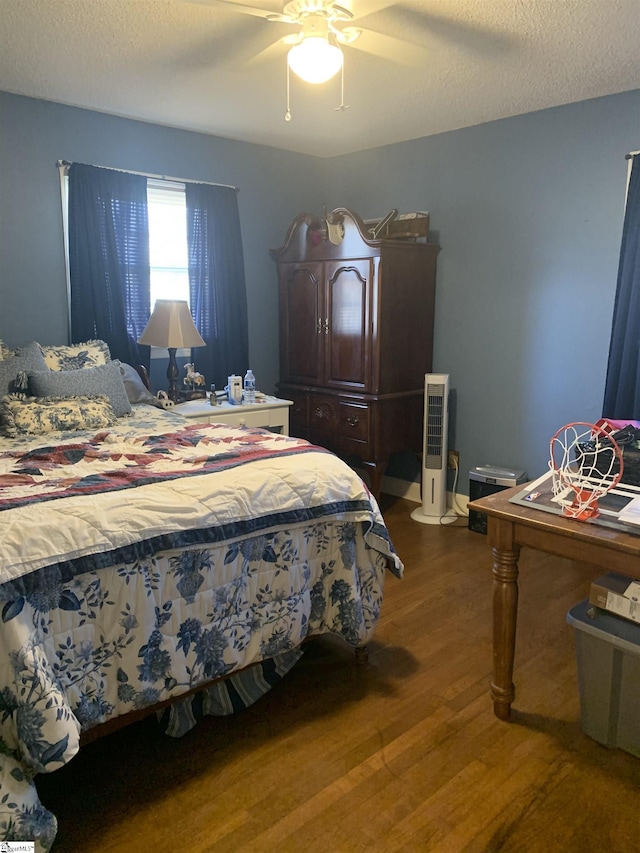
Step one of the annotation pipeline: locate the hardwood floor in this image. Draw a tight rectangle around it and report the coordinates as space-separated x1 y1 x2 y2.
37 497 640 852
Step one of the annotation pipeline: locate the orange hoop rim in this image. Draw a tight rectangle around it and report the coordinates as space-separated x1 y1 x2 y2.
549 420 624 493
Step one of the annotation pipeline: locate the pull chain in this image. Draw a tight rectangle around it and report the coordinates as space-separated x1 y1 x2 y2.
334 60 349 113
285 63 292 122
285 50 349 121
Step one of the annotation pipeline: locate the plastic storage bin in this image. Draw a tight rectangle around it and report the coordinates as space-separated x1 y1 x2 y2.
566 600 640 757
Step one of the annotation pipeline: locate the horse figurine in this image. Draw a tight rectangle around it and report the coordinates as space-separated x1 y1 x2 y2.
181 363 206 399
183 363 205 390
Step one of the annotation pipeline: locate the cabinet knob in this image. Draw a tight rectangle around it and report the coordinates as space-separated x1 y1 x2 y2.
346 416 360 427
314 407 327 419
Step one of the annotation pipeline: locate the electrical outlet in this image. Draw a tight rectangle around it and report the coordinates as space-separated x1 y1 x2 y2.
448 450 459 469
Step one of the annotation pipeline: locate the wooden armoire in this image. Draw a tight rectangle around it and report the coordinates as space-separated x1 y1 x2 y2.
271 207 440 498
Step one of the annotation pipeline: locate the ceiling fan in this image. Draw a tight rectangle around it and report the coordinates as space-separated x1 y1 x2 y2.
179 0 427 82
178 1 511 119
179 0 417 120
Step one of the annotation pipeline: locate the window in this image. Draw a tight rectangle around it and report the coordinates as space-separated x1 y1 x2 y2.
63 160 248 386
61 170 192 357
62 173 190 311
147 179 189 309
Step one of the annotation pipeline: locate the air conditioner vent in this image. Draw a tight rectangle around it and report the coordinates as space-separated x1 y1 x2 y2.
411 373 456 525
425 382 445 467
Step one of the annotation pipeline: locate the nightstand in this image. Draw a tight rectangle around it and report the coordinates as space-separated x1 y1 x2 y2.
174 396 293 435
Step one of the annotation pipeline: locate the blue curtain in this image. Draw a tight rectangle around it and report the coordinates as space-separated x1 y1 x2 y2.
186 183 249 390
603 155 640 418
68 163 151 369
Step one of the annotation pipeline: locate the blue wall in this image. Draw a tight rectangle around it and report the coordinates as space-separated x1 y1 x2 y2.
325 90 640 480
0 91 324 396
2 88 639 486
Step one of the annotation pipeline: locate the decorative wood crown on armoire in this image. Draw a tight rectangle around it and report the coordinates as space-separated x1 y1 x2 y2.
271 207 440 498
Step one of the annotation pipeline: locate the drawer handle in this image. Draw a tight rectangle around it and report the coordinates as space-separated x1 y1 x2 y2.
314 407 328 419
346 416 360 427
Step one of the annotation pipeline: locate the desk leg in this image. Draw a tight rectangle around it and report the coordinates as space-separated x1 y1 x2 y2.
489 518 520 720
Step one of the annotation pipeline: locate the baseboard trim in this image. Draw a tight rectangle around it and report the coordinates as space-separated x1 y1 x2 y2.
381 475 421 503
381 475 469 515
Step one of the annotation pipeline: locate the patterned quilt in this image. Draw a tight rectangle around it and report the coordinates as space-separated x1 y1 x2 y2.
0 407 403 851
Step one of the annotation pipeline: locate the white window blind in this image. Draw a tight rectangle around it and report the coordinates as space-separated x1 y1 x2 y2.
147 179 189 309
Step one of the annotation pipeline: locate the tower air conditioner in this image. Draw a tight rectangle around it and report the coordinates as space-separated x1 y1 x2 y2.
411 373 456 525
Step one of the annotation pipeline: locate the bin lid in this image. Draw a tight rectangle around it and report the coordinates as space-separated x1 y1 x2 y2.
567 599 640 655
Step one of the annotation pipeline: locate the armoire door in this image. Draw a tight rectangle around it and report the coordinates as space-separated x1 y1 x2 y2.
323 258 374 391
278 261 323 385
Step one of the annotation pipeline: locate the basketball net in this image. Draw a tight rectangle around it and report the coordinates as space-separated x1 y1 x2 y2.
549 421 624 520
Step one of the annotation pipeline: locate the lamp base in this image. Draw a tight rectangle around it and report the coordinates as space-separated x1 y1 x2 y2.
167 347 179 403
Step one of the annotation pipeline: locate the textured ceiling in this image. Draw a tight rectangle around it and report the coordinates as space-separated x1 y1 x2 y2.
0 0 638 157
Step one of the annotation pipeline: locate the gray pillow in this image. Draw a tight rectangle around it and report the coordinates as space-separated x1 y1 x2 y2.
0 341 47 397
29 361 132 417
119 362 159 406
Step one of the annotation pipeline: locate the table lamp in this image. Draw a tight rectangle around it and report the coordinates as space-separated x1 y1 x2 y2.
138 300 206 402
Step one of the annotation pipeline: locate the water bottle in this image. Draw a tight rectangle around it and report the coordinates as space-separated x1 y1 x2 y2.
243 369 256 405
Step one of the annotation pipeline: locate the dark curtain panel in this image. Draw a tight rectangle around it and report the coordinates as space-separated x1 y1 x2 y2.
186 183 249 390
68 163 151 369
603 156 640 418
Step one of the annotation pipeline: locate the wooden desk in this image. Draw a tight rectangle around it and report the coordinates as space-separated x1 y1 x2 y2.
469 484 640 721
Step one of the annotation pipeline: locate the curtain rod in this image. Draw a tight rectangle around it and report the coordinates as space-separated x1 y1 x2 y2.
56 160 238 192
625 150 640 160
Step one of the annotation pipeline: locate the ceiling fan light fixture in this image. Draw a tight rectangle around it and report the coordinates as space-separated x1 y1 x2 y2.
288 36 343 84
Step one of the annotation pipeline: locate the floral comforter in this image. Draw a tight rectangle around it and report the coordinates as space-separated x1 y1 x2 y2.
0 406 402 850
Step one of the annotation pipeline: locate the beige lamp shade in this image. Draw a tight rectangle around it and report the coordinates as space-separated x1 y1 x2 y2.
138 300 205 349
138 300 205 403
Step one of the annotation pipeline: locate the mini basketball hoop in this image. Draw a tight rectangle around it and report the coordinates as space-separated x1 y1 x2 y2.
549 421 624 520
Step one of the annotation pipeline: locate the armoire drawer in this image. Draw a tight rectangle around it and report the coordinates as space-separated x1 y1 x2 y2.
309 397 337 427
335 401 370 443
308 397 370 445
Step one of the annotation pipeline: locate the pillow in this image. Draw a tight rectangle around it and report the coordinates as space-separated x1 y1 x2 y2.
119 362 159 406
0 341 15 360
0 395 117 438
40 339 111 371
29 361 132 417
0 342 47 397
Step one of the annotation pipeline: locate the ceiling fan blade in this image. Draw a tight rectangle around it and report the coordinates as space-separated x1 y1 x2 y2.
176 0 279 20
338 0 399 22
364 7 514 58
168 16 290 72
345 27 428 66
243 34 298 68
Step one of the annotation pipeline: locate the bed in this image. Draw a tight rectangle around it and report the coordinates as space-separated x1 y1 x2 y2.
0 341 403 852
